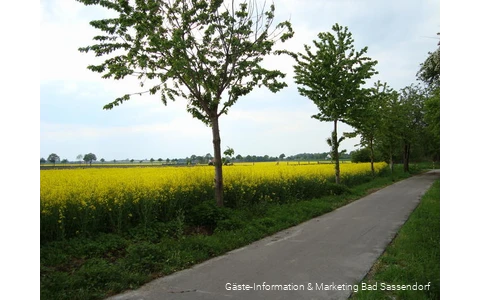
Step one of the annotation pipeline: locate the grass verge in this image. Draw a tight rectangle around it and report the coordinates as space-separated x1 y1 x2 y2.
350 179 440 300
41 166 422 300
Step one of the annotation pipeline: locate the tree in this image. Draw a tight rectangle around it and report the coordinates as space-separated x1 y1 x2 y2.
279 153 285 160
351 148 372 163
130 159 134 163
348 81 393 176
376 90 403 173
76 154 83 164
158 158 163 163
40 158 46 164
417 33 440 90
150 158 155 165
424 88 440 161
223 146 235 165
100 158 105 164
84 153 97 166
291 23 378 184
61 159 69 164
77 0 294 207
417 38 440 162
47 153 60 166
397 84 427 172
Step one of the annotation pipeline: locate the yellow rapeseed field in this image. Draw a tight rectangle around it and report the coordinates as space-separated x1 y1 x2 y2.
40 162 387 241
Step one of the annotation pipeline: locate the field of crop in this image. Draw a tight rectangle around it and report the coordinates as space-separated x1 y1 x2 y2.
41 162 387 243
39 160 351 169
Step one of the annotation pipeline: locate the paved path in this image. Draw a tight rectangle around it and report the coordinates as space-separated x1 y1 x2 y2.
108 170 440 300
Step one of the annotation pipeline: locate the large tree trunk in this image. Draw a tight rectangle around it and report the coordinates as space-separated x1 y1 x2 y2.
211 116 224 207
333 119 340 184
403 142 411 173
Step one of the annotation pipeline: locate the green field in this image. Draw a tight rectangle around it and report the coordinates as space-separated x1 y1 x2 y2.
351 180 440 299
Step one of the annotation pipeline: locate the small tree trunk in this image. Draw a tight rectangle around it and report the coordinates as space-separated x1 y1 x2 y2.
389 150 394 174
369 137 375 177
211 116 224 207
403 142 410 173
333 119 340 184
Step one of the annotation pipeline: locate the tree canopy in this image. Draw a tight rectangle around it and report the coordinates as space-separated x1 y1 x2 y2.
417 36 440 161
417 33 440 90
84 153 97 166
291 23 377 183
47 153 60 166
348 81 394 175
77 0 294 206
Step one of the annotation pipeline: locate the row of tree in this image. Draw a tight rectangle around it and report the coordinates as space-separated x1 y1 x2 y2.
41 153 98 166
75 0 439 207
40 151 353 166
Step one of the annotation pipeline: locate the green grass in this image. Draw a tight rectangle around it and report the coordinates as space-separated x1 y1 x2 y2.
350 179 440 300
40 165 424 300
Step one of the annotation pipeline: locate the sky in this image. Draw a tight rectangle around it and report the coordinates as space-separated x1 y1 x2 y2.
39 0 441 162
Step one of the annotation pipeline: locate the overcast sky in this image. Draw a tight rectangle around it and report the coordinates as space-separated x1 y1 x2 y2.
40 0 440 161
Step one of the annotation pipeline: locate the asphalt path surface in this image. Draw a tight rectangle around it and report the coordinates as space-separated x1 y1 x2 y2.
108 170 440 300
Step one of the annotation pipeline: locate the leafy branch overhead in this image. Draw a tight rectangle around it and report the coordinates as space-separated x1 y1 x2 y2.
77 0 293 125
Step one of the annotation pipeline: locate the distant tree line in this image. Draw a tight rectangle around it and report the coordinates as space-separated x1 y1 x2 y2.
41 153 99 166
40 151 352 166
